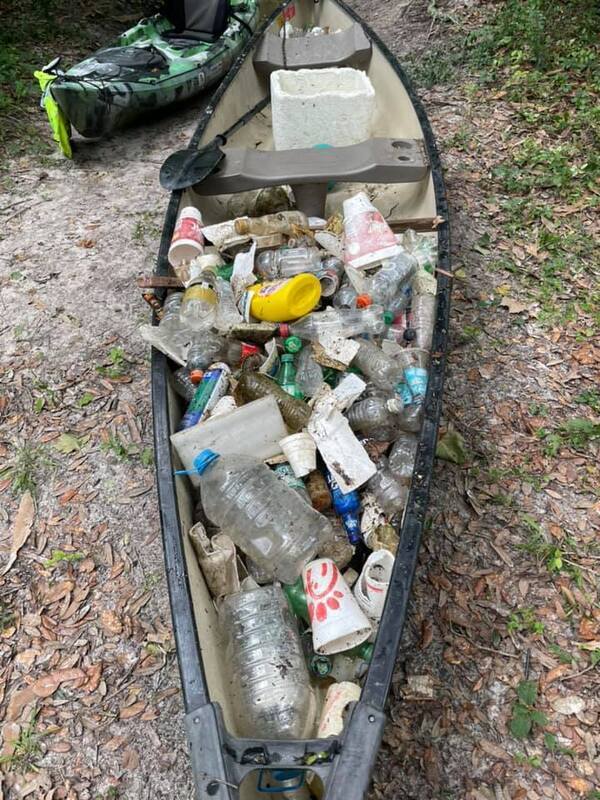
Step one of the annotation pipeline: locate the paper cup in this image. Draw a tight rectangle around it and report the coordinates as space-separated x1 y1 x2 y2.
317 681 361 738
303 558 372 655
353 549 394 622
279 432 316 478
169 206 204 268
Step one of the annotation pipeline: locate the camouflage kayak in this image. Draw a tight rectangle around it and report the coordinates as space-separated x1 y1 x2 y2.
35 0 260 156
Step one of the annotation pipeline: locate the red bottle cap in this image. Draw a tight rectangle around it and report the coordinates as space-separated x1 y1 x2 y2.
190 369 204 385
240 342 261 361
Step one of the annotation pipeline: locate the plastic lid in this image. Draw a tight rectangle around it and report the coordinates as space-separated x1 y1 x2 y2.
383 311 394 325
279 323 290 337
189 368 204 384
356 294 372 309
284 335 303 353
403 328 417 342
192 449 220 475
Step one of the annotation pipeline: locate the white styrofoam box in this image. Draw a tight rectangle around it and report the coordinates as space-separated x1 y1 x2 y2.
270 67 376 151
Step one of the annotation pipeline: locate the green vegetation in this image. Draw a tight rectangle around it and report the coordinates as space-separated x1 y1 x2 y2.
507 607 544 636
96 346 128 379
43 549 85 569
0 442 54 495
101 433 136 460
510 679 547 739
0 710 44 772
536 418 600 457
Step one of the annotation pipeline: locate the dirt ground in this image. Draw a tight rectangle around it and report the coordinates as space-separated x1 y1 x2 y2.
0 1 598 799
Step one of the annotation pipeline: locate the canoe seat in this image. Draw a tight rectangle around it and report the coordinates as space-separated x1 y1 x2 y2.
253 24 372 75
193 137 429 216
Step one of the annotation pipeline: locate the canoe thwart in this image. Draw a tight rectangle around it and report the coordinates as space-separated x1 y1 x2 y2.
253 24 372 75
185 700 386 799
193 137 429 192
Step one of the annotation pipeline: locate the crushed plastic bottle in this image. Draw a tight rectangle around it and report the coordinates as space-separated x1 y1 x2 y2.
324 470 362 545
295 346 324 397
411 291 436 352
234 372 311 432
234 211 309 237
279 305 386 341
333 281 358 309
346 393 404 439
255 246 322 279
193 449 332 583
180 263 219 332
276 354 303 399
362 251 418 308
351 339 404 391
186 333 260 383
367 458 408 516
388 432 418 484
157 292 190 348
220 585 316 738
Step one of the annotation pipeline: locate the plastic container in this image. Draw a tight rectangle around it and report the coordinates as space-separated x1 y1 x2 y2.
241 274 322 323
168 206 204 268
342 192 400 270
235 371 311 432
279 432 317 478
388 432 418 484
351 340 404 391
324 470 362 546
295 346 324 397
280 305 386 341
367 458 407 516
220 585 316 738
346 395 404 438
255 247 322 279
180 263 219 333
193 449 332 584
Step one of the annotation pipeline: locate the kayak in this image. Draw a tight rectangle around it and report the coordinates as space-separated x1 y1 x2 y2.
35 0 260 156
149 1 451 797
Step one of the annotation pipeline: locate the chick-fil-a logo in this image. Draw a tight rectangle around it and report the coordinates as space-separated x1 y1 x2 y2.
305 560 345 623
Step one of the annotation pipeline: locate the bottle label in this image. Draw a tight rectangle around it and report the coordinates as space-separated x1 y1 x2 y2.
240 342 260 361
171 215 203 246
343 204 399 269
255 279 289 297
404 367 428 401
395 382 413 405
183 284 217 306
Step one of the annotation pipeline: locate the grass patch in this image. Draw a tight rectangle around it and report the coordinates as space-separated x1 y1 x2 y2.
96 346 128 379
0 710 44 772
43 549 85 569
536 418 600 457
0 442 54 495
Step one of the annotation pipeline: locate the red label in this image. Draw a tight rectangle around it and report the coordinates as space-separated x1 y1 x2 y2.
282 3 296 20
343 209 397 266
171 215 204 246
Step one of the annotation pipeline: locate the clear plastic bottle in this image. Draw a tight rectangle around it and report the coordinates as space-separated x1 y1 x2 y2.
346 395 404 437
186 333 260 384
180 264 219 332
157 292 191 348
172 366 197 402
234 211 309 237
411 292 436 352
215 276 243 332
295 347 324 397
220 585 316 738
351 340 405 391
255 247 322 279
363 252 418 307
273 463 311 504
234 372 311 432
388 432 418 484
367 458 408 516
194 449 332 583
279 305 386 341
333 281 358 309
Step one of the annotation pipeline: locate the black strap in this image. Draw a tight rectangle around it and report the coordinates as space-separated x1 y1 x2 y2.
231 11 253 37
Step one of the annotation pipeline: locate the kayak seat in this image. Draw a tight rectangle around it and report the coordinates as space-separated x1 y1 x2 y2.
253 24 372 75
193 137 429 216
162 0 231 44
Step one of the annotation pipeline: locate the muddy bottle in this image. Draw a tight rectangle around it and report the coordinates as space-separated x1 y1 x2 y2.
351 339 404 391
346 394 404 438
388 432 418 484
234 372 311 432
367 458 408 516
279 305 386 342
220 585 316 738
255 246 322 279
234 211 309 237
194 450 332 584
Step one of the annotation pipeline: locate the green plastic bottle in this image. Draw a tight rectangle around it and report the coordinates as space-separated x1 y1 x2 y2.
276 354 303 400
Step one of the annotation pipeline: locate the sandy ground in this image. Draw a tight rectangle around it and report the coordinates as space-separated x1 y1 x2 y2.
1 1 599 799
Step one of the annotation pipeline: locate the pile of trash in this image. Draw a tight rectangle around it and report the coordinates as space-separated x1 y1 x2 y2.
140 190 437 741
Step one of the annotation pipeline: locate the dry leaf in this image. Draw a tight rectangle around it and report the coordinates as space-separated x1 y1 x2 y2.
6 686 37 721
119 701 146 720
100 610 123 636
122 747 140 771
542 664 572 688
500 298 530 314
81 663 102 693
104 735 127 752
32 668 86 698
551 695 586 715
1 491 35 575
578 617 599 641
567 777 592 795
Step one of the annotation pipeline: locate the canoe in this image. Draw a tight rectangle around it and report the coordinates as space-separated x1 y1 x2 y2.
150 1 451 797
35 0 259 154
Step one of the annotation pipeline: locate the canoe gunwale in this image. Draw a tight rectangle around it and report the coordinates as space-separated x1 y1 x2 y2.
151 0 451 796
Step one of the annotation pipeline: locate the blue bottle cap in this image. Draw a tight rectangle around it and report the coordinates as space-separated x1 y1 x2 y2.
192 449 220 475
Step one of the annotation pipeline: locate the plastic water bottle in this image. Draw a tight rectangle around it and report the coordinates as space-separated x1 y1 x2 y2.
180 264 218 332
178 364 230 430
220 585 316 738
186 333 260 383
388 432 418 484
172 366 197 402
295 347 324 397
333 281 358 309
279 305 386 341
324 470 362 545
368 458 408 515
346 394 404 438
351 340 404 391
411 292 436 351
255 247 322 279
363 252 418 307
157 292 191 348
193 450 332 584
273 463 311 504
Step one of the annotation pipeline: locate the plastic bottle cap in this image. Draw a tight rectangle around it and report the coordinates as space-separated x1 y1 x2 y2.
217 263 234 281
403 328 417 342
189 369 204 384
383 311 394 325
387 398 403 414
356 294 372 309
284 336 303 354
279 323 290 337
192 449 220 475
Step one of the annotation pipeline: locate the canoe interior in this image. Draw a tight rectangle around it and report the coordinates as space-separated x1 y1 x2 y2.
156 1 444 797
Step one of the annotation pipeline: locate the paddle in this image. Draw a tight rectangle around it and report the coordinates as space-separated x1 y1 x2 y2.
159 95 269 192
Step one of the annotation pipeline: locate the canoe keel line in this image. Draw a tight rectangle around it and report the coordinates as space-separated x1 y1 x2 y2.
151 1 451 797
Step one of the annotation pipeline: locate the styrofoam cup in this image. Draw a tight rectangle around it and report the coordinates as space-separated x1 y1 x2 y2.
317 681 361 738
279 432 316 478
353 549 394 622
169 206 204 268
303 558 372 655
